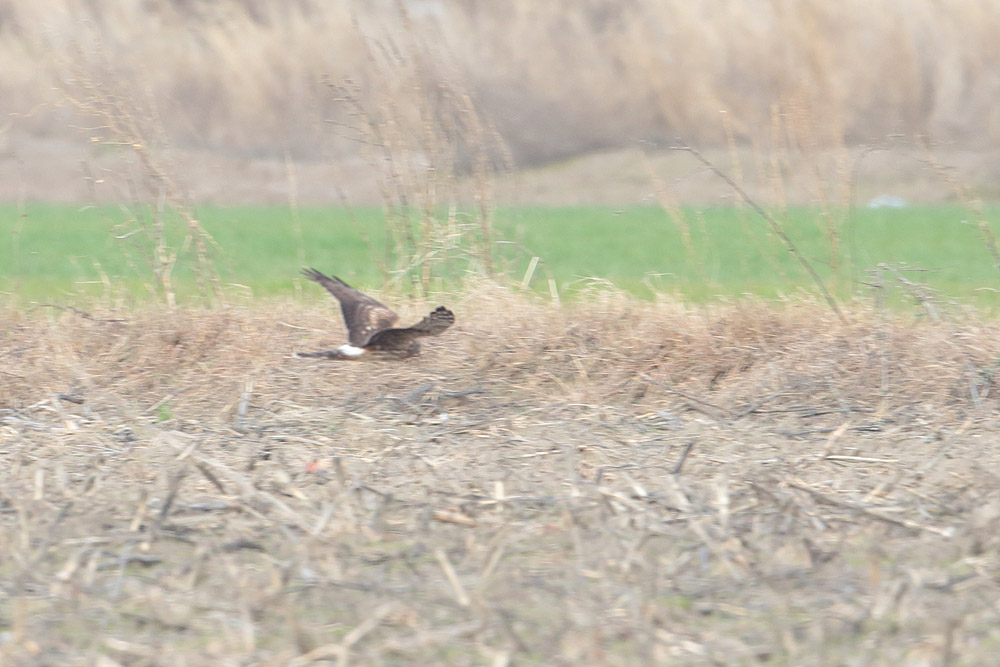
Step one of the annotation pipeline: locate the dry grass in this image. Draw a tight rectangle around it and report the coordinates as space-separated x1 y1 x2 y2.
3 287 1000 664
5 1 1000 210
4 0 1000 164
5 3 1000 662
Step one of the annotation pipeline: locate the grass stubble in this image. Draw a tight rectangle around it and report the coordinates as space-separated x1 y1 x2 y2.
4 74 1000 667
2 285 1000 665
3 2 1000 663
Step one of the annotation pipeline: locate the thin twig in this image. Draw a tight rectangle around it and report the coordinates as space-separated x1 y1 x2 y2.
787 478 954 537
639 373 729 419
671 143 848 325
33 303 127 323
671 441 697 475
435 548 471 607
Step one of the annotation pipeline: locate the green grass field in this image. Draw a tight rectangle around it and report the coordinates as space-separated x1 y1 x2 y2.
2 202 998 309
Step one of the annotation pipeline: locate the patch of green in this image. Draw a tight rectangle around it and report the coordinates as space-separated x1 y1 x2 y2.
2 203 998 309
496 205 1000 308
659 595 693 611
0 203 386 301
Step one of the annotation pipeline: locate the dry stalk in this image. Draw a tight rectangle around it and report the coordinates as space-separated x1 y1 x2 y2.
3 293 1000 663
288 602 400 667
786 478 955 538
56 39 223 306
641 152 700 275
852 141 1000 276
435 547 471 607
782 92 851 273
672 143 848 325
323 14 508 292
847 145 887 289
918 144 1000 272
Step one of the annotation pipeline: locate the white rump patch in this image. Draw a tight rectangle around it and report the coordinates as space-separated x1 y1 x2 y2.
337 344 365 358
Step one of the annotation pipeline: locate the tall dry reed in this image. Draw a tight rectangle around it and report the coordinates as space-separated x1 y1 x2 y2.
2 0 999 164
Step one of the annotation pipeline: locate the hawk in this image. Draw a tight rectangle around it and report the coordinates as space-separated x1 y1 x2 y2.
297 268 455 359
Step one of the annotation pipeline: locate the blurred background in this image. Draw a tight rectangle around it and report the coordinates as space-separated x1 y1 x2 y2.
3 0 1000 206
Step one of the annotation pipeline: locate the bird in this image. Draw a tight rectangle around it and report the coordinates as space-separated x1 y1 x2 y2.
297 268 455 360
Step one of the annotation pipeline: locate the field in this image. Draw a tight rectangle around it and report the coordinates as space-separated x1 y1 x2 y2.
4 203 1000 308
4 201 1000 664
3 291 1000 664
4 1 1000 664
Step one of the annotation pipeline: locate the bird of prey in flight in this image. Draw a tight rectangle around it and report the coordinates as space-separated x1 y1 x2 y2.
297 268 454 359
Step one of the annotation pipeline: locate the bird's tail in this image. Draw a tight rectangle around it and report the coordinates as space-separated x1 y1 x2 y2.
296 350 334 359
295 350 355 360
408 306 455 337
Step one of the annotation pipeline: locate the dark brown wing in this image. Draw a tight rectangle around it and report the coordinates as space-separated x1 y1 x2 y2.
301 268 399 346
364 306 455 350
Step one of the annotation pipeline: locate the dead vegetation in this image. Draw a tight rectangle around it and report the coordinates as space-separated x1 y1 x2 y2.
2 288 1000 664
6 0 1000 210
5 0 1000 162
4 2 1000 663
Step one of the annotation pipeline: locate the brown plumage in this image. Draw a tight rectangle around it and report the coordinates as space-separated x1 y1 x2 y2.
297 268 455 359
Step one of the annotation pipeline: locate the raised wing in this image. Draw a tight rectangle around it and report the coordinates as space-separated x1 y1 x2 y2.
302 268 399 346
364 306 455 349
